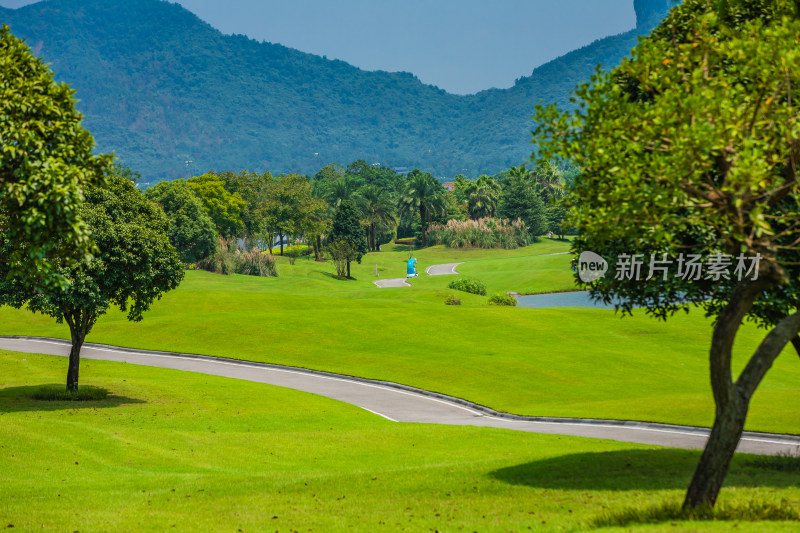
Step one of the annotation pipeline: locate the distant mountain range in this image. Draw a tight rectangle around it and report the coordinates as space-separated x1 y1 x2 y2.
0 0 674 182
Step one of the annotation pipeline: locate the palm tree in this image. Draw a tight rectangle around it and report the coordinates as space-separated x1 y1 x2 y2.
534 160 565 204
398 170 445 247
323 176 360 209
357 185 397 251
465 175 501 219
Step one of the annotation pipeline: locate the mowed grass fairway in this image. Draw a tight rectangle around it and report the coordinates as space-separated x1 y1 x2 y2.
1 240 799 433
2 351 800 532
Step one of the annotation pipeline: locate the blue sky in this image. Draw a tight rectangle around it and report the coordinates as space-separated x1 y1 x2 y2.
0 0 636 94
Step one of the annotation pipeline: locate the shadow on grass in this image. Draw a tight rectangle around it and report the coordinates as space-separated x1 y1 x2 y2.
0 384 145 412
316 271 356 281
490 449 800 491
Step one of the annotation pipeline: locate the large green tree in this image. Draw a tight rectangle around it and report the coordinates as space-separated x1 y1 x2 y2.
329 199 368 278
185 173 247 238
0 174 184 391
534 0 800 509
145 180 217 263
0 25 112 287
498 165 547 236
259 174 323 255
464 175 502 219
357 185 397 252
398 170 445 247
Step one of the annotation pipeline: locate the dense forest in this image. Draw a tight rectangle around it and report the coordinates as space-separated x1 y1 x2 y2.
0 0 674 181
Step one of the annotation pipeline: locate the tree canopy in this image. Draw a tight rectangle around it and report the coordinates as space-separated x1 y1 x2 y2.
0 174 184 391
329 199 368 278
0 24 112 287
184 174 246 238
534 0 800 509
145 179 217 263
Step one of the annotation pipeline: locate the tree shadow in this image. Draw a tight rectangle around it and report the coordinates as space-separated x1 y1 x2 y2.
316 271 356 281
490 449 800 491
0 384 145 413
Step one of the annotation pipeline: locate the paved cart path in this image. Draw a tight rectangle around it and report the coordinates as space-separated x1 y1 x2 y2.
373 278 411 288
425 262 463 275
373 261 462 288
2 336 798 456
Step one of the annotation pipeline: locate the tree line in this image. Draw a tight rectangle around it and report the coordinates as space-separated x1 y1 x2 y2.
141 159 575 277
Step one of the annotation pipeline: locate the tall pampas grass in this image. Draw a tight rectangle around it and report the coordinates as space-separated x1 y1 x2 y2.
427 218 531 249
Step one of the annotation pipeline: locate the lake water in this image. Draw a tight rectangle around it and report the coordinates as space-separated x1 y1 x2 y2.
516 291 622 309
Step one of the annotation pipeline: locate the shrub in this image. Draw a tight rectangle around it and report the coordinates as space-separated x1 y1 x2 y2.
199 237 278 277
448 278 487 295
284 249 302 265
197 236 235 275
328 240 357 278
235 249 278 277
488 293 518 306
427 217 531 249
443 294 462 305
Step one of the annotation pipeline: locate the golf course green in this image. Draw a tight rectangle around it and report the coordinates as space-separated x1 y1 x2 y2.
2 349 799 532
1 240 798 433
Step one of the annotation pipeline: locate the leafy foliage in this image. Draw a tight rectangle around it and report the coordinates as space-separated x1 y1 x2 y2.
533 0 800 509
447 278 487 296
443 294 462 305
327 239 357 279
184 174 246 238
487 293 518 306
0 24 111 287
329 200 368 277
0 174 184 390
464 175 502 219
399 170 446 247
145 179 216 263
497 165 547 236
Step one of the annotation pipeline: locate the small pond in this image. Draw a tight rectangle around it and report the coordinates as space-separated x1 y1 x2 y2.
516 291 622 309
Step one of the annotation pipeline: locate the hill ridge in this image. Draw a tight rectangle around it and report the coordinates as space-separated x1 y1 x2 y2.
1 0 673 180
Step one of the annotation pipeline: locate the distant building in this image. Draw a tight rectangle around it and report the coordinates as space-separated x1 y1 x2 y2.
442 181 455 191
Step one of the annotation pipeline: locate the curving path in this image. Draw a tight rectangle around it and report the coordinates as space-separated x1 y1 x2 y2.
373 261 462 288
2 336 799 456
425 262 462 275
373 278 411 288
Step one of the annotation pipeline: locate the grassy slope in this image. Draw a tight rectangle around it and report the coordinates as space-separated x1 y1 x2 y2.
1 240 799 433
2 350 798 532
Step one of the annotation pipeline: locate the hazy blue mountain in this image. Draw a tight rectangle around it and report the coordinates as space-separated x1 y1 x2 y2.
0 0 674 181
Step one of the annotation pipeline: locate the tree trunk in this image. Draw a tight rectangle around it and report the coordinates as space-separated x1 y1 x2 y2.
63 308 95 392
346 260 351 278
316 234 324 261
683 391 748 507
371 222 377 251
683 271 800 509
280 233 284 256
419 205 427 247
312 235 321 261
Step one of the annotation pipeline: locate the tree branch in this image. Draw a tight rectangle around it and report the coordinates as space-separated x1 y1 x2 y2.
791 335 800 359
737 312 800 399
709 276 774 407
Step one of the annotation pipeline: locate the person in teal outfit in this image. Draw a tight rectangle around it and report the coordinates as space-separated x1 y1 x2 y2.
407 258 418 278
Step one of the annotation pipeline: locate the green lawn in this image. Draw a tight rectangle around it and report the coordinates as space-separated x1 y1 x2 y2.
1 239 799 433
2 350 798 532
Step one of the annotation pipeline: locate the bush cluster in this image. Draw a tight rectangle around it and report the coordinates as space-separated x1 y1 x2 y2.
447 278 487 295
427 218 531 249
487 293 518 306
198 237 278 277
443 294 462 305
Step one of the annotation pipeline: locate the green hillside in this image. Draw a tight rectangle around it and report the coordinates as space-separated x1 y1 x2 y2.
0 0 674 180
